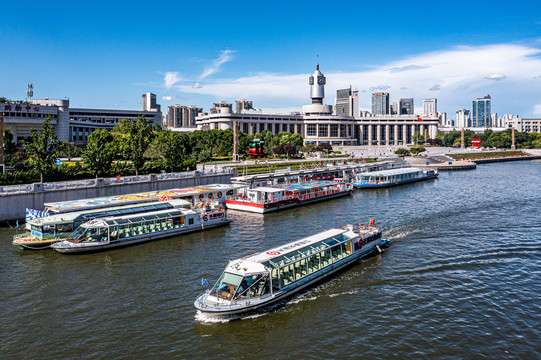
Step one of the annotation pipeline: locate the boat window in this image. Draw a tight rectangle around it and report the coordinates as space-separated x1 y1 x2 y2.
70 226 108 243
31 225 42 232
56 223 73 233
234 274 269 299
212 272 243 300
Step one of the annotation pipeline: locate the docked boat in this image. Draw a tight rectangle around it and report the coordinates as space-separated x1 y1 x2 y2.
51 204 230 254
225 180 353 213
352 167 438 189
194 220 389 316
13 199 191 250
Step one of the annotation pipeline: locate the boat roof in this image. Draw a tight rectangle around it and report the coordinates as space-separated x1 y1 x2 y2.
244 228 348 265
361 167 424 177
28 199 191 226
43 184 243 213
81 207 197 228
247 180 343 193
231 161 395 183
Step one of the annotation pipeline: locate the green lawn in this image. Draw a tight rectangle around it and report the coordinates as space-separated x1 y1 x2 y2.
449 151 526 159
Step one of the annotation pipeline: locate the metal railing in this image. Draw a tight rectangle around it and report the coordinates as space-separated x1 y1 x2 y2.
0 168 236 196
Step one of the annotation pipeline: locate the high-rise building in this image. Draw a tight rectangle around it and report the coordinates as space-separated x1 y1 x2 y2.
472 95 491 127
371 92 389 115
210 102 233 114
167 105 202 127
490 113 498 127
335 86 359 117
400 98 414 115
423 98 437 115
391 101 399 115
456 109 470 128
235 100 253 113
142 93 160 112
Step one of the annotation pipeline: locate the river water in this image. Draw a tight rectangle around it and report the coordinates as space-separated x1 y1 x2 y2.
1 161 540 359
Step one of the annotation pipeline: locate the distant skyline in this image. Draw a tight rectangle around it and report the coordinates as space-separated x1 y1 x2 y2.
1 1 541 118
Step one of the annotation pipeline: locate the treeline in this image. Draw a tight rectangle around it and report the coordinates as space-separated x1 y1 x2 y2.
437 129 541 148
1 116 309 185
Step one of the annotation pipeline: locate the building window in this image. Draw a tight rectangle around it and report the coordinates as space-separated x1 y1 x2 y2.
259 123 265 133
282 124 288 132
340 125 346 137
318 124 328 137
307 124 316 137
330 124 339 137
290 124 295 133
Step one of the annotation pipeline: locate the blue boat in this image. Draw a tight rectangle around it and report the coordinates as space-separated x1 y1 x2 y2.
352 167 438 189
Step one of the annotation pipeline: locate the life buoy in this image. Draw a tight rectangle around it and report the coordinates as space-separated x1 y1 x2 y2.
359 223 366 230
357 238 363 249
203 214 208 222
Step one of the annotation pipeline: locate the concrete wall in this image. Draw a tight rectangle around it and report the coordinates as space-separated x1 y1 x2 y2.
0 172 235 223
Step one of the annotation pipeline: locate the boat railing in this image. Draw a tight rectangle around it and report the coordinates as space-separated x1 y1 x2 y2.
227 185 350 205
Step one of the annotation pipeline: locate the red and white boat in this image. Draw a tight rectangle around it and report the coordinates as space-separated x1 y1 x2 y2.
225 180 353 213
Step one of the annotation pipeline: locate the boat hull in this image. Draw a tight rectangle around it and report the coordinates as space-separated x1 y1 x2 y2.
195 239 389 316
52 219 231 254
12 238 59 250
226 189 353 213
353 173 438 189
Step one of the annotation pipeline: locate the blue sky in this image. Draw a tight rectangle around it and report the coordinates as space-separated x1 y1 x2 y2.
1 0 541 118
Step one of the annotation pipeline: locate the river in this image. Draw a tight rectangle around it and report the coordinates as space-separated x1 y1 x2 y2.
1 160 540 359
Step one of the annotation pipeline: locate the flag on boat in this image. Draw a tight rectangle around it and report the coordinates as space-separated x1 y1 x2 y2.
201 278 208 286
26 208 50 222
417 117 423 122
16 220 19 229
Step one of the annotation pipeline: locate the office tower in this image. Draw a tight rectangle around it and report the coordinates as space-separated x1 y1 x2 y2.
210 102 233 114
142 93 160 111
472 95 491 127
235 100 254 113
423 98 437 115
400 98 414 115
371 92 389 115
167 105 202 127
391 101 399 115
456 109 470 128
335 86 359 117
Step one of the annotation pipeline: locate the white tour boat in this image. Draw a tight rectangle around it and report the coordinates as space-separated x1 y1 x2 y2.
51 203 230 254
225 180 353 214
194 220 389 316
352 167 438 189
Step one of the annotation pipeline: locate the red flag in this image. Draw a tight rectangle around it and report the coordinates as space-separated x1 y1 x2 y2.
417 117 423 122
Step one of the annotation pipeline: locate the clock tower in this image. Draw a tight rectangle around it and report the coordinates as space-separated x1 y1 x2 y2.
309 63 326 105
302 63 332 115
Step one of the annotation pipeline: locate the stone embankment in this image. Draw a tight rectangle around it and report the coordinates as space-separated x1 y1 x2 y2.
405 155 476 171
0 169 236 223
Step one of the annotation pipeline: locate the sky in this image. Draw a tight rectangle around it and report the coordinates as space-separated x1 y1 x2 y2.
1 0 541 119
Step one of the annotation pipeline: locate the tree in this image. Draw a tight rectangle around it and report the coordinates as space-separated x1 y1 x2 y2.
122 116 155 176
83 129 117 178
410 146 426 155
394 148 411 157
316 143 332 152
58 142 82 159
24 116 64 183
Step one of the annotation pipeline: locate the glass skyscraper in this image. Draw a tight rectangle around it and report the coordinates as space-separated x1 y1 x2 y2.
371 92 389 115
472 95 491 127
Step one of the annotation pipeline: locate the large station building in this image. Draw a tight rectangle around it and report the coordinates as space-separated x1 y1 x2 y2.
0 93 162 144
196 64 439 146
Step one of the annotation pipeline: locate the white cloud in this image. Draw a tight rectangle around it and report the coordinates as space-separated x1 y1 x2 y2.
162 96 174 101
533 104 541 115
168 43 541 117
429 84 442 91
199 50 236 80
164 72 182 90
484 73 507 81
193 83 201 88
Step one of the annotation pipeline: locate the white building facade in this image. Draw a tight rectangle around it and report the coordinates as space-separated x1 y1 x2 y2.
196 64 439 146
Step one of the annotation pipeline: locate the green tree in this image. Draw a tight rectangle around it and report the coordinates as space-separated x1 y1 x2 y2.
58 142 82 159
24 116 64 183
394 148 411 157
83 129 117 178
122 116 155 176
410 146 426 155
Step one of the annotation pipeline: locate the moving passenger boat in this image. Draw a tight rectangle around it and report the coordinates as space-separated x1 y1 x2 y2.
352 167 438 189
13 200 191 249
194 220 389 316
225 180 353 213
51 203 230 254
